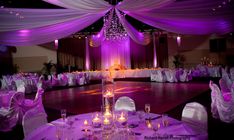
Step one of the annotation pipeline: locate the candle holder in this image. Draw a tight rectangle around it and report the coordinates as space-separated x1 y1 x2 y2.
92 112 102 135
102 117 114 136
102 77 115 115
92 112 102 128
116 111 128 128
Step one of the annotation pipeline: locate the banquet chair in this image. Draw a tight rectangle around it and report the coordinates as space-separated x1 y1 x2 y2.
0 92 24 132
164 69 176 83
67 73 76 86
210 81 234 123
209 81 220 119
179 69 189 82
230 67 234 81
181 102 207 133
22 106 47 137
17 84 26 93
23 88 46 114
114 96 136 112
219 78 233 102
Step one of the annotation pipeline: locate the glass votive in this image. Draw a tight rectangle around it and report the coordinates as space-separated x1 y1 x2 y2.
146 120 152 129
115 111 128 128
137 110 145 124
162 114 169 127
103 107 113 118
60 109 67 122
92 112 102 128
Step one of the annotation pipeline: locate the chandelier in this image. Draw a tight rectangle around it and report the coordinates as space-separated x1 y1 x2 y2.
103 9 128 40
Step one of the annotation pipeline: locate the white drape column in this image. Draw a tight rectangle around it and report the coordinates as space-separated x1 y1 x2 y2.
153 32 157 68
85 37 90 70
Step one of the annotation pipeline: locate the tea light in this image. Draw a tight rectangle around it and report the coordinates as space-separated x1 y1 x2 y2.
118 112 126 123
104 109 112 118
104 91 113 97
147 122 152 129
103 118 110 125
92 114 101 123
84 120 88 126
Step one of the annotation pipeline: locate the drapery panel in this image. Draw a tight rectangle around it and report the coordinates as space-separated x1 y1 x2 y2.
0 13 104 46
0 9 90 32
43 0 111 12
115 9 151 45
0 0 233 47
0 0 112 46
117 0 173 12
101 37 131 70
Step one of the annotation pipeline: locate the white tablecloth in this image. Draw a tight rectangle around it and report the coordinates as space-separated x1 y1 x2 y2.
25 112 207 140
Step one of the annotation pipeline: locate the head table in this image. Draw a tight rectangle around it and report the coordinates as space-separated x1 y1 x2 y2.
24 112 207 140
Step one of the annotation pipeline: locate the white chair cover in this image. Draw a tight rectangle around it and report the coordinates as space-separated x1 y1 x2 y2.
195 65 207 77
209 81 220 119
58 74 68 86
164 69 177 83
67 73 76 86
230 67 234 81
22 88 46 115
151 70 166 82
219 78 232 93
22 106 47 137
114 96 136 112
0 92 24 131
77 74 85 85
51 74 59 87
181 102 207 133
210 81 234 123
179 69 188 82
17 84 26 94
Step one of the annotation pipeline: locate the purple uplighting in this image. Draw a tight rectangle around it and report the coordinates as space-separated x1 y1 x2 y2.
101 37 131 70
54 39 58 49
177 36 181 47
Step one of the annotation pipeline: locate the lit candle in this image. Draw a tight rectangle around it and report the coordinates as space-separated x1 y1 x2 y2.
104 108 112 118
103 118 110 125
118 112 126 123
104 91 113 97
147 122 152 129
84 120 88 126
92 114 101 123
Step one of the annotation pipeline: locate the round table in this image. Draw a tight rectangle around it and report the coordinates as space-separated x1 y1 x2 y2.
25 112 207 140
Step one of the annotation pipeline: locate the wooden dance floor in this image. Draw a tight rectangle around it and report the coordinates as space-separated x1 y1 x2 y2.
42 81 209 115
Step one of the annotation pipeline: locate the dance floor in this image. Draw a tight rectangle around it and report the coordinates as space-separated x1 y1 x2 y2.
43 81 209 115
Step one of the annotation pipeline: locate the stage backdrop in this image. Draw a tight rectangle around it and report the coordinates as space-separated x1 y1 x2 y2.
101 37 131 70
58 33 168 71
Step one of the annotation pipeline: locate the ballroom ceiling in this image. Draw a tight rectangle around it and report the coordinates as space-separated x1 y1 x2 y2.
0 0 158 33
0 0 233 36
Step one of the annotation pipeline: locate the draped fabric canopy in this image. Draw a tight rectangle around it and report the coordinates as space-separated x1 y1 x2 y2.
0 0 233 46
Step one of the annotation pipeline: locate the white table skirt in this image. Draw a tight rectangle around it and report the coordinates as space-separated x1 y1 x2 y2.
25 112 207 140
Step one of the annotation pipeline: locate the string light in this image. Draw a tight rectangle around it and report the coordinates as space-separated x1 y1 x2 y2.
212 0 232 12
103 9 127 40
0 4 25 19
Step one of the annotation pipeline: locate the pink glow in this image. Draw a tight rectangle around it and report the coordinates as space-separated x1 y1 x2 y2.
176 36 181 47
85 37 90 70
54 39 58 49
101 37 131 70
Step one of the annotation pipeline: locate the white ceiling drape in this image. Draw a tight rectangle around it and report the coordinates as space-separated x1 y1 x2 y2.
0 0 233 46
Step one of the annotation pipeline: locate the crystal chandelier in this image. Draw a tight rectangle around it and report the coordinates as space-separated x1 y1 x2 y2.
103 9 127 40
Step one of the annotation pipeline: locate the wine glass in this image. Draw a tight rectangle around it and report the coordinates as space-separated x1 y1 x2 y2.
137 110 145 124
61 109 67 122
152 122 161 136
162 114 169 127
145 104 150 119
